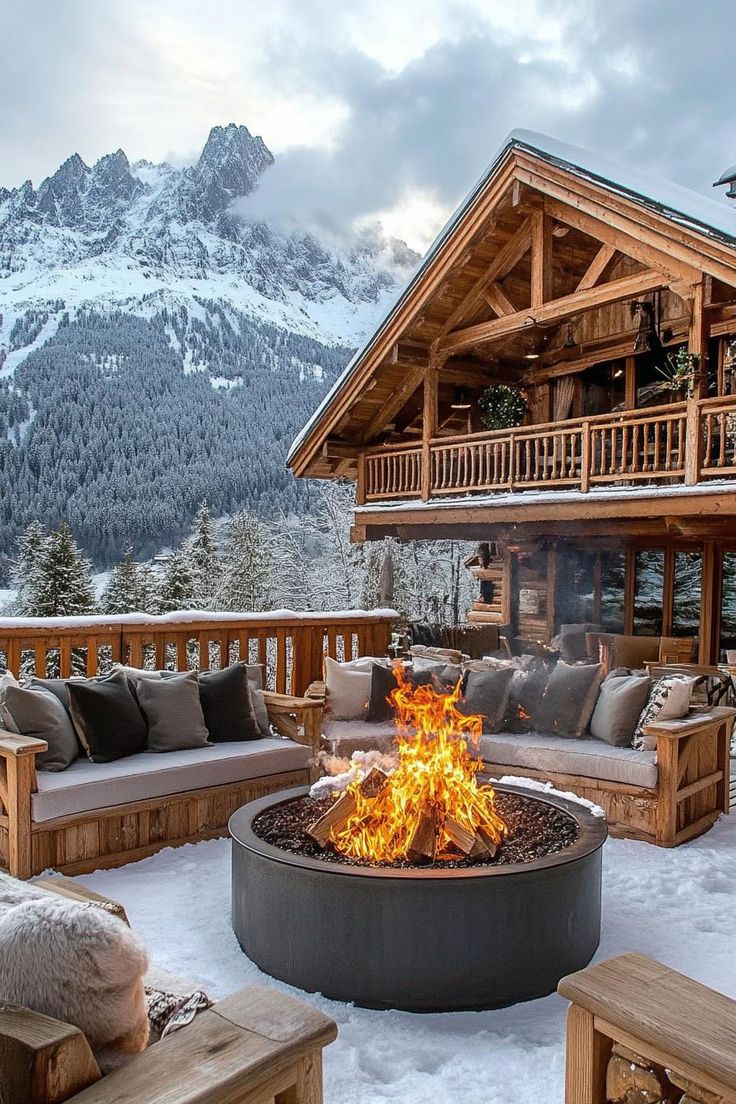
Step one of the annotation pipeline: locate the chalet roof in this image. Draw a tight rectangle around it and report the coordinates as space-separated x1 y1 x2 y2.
288 129 736 468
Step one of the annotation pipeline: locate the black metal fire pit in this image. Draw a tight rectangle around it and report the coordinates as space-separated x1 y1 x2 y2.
229 783 607 1011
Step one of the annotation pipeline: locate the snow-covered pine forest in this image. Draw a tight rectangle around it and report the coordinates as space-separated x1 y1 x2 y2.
4 491 476 626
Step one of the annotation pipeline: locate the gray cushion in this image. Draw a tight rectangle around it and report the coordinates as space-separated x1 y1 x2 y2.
68 670 148 763
136 672 211 753
534 662 602 738
250 683 270 737
1 684 80 771
590 672 651 747
31 738 311 822
480 731 658 788
459 668 514 733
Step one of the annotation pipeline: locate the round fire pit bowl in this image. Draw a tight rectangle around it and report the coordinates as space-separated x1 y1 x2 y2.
230 783 607 1012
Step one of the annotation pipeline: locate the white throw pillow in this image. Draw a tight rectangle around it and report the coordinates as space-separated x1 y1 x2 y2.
0 895 149 1073
324 656 375 720
633 676 696 750
0 670 20 732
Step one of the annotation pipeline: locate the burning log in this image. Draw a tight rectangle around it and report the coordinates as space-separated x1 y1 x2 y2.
308 769 388 847
444 815 476 855
469 826 499 861
407 811 439 863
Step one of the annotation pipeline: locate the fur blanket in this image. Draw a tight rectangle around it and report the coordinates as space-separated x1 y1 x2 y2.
0 873 150 1071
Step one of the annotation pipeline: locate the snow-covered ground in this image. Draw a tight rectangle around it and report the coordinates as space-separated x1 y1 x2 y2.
77 817 736 1104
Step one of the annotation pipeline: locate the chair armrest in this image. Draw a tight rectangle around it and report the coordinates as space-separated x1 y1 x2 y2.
0 728 48 758
643 706 736 742
69 984 337 1104
305 680 326 702
0 1003 101 1103
262 692 323 756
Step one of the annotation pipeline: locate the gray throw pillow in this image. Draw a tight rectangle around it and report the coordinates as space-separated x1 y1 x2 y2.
136 672 211 753
458 668 514 733
534 662 603 738
249 681 271 737
2 685 80 771
590 672 652 747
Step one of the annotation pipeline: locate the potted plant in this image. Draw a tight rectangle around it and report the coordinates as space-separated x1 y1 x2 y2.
478 384 528 431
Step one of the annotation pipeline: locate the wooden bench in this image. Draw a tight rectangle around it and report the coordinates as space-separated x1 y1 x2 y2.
0 691 323 879
559 953 736 1104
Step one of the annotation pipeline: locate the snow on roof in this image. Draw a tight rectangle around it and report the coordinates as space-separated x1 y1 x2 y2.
288 129 736 466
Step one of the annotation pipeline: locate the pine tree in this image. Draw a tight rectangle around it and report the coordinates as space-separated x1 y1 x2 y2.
186 500 221 609
101 550 157 614
159 550 196 612
218 512 274 612
30 524 96 617
136 563 160 614
9 521 47 615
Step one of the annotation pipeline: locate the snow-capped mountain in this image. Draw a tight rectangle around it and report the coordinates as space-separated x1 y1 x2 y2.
0 124 418 574
0 123 416 345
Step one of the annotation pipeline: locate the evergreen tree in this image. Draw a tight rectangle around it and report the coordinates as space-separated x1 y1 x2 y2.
101 549 159 614
218 512 274 612
30 524 96 617
9 521 47 615
159 550 196 612
185 500 221 608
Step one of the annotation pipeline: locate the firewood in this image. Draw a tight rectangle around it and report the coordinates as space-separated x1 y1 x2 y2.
606 1045 674 1104
407 811 438 862
358 768 389 798
469 826 499 860
308 790 358 846
444 815 476 855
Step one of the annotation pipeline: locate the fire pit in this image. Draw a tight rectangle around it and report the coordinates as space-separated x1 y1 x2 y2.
230 670 607 1010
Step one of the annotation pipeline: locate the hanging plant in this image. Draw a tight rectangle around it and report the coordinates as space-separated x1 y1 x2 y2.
478 385 528 431
656 345 697 398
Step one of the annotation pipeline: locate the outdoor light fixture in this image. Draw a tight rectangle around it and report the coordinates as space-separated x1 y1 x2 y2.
524 351 540 360
450 387 471 410
613 367 624 379
563 322 576 348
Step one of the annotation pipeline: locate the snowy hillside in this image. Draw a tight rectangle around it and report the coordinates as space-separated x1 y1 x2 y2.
0 124 419 574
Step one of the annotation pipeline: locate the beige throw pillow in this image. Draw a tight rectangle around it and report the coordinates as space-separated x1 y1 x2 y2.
324 656 373 720
633 676 697 750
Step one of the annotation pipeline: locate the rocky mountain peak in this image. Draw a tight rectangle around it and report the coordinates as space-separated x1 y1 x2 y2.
192 123 274 219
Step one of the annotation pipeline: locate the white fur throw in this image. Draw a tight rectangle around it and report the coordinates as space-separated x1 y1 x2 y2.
0 874 149 1072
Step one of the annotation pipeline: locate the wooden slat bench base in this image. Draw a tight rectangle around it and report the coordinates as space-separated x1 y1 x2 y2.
0 769 309 878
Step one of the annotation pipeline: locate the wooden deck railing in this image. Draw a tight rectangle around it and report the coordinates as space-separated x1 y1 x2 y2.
360 395 736 501
0 610 396 697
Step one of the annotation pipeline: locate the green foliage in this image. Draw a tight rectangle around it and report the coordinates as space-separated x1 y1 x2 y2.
478 385 527 431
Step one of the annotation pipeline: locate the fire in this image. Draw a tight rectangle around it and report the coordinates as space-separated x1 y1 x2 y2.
320 665 507 864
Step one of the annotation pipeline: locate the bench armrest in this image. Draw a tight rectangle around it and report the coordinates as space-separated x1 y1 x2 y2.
0 728 48 758
69 984 337 1104
643 706 736 742
305 680 326 702
262 691 323 758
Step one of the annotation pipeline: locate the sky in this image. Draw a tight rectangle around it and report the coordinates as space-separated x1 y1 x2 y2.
2 0 736 250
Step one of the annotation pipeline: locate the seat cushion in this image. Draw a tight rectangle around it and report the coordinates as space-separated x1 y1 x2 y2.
32 738 311 822
480 731 657 788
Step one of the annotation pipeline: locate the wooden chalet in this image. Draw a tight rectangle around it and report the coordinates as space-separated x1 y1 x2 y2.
288 131 736 663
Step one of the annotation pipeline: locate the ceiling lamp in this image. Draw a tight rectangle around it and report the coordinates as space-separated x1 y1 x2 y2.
450 386 472 410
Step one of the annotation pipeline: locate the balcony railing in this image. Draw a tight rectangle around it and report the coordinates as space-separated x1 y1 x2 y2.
360 395 736 503
0 610 396 697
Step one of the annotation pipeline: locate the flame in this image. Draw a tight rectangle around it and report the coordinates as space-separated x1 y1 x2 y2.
326 665 507 863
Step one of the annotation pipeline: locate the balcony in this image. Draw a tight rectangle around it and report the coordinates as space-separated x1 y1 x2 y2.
358 395 736 503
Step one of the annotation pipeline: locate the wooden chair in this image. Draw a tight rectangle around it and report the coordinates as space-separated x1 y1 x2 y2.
658 636 696 665
0 879 337 1104
559 953 736 1104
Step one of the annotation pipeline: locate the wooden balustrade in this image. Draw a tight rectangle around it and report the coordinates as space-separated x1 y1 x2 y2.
0 611 396 697
359 395 736 501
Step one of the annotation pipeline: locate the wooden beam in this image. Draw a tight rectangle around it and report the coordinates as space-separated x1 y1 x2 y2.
688 279 709 398
439 269 665 357
439 216 533 337
484 282 517 317
624 356 637 410
576 243 617 292
421 362 439 500
530 210 552 308
361 366 424 443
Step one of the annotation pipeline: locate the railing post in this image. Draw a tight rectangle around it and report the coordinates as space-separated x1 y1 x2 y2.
508 434 516 491
356 452 367 506
580 421 591 493
421 441 431 501
685 398 702 486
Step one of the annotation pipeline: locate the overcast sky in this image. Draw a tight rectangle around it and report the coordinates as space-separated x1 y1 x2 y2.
2 0 735 248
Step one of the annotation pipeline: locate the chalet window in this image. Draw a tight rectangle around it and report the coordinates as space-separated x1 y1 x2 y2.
580 362 625 418
633 550 664 636
599 551 626 632
555 548 597 625
672 551 702 637
720 551 736 658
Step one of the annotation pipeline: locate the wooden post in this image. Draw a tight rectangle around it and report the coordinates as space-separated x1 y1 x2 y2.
688 279 709 399
6 751 35 879
700 541 718 664
564 1004 609 1104
421 359 439 501
530 210 552 308
684 398 702 486
580 421 591 493
624 356 637 410
0 1005 101 1104
356 452 367 506
661 546 675 637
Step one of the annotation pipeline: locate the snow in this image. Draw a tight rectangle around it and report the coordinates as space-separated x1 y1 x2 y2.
210 375 243 390
0 312 63 379
356 478 736 513
0 607 399 631
72 816 736 1104
0 588 15 613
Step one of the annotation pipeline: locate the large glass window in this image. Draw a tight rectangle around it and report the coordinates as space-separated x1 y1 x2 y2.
633 550 664 635
672 552 702 637
599 551 626 632
555 548 597 625
720 552 736 658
